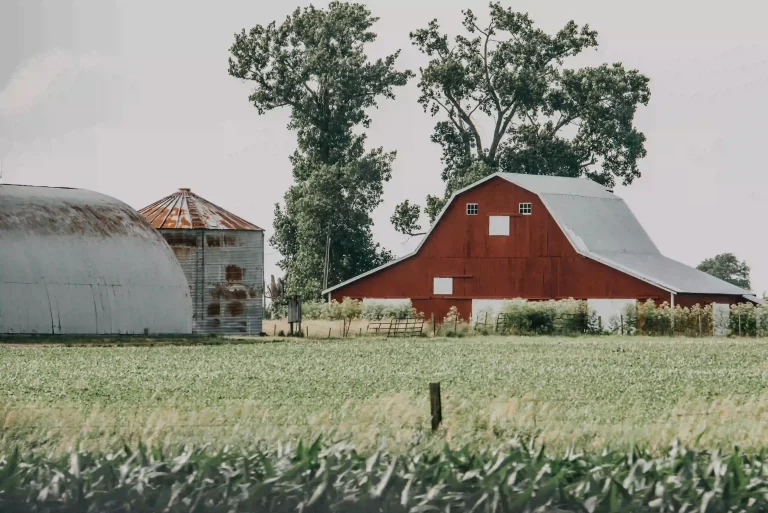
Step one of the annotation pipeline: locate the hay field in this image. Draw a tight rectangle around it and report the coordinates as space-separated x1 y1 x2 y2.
2 336 768 454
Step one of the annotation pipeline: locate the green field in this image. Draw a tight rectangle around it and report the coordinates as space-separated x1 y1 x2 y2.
2 336 768 454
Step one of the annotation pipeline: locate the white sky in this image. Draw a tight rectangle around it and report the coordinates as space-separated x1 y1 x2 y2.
1 0 766 294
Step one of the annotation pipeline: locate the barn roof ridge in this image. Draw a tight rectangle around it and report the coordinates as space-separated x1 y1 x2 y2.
322 172 753 297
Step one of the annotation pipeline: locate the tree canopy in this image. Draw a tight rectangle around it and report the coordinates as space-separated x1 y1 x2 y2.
697 253 751 290
229 2 412 298
391 2 651 234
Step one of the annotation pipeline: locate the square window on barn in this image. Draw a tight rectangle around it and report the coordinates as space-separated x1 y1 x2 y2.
433 277 453 295
489 215 510 236
519 202 532 215
466 203 478 215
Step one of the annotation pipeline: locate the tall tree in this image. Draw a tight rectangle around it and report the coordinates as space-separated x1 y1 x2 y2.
391 2 651 235
697 253 751 290
229 2 412 298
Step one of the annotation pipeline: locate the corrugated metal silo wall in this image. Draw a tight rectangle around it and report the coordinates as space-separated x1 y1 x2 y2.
160 229 264 335
159 230 202 329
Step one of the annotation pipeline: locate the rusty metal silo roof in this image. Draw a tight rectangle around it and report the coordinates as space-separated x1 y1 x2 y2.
139 188 262 231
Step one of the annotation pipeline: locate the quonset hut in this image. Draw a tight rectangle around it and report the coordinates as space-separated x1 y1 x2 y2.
139 189 264 335
0 185 193 335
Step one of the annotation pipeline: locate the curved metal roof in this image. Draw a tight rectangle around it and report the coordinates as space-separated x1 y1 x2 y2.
139 189 262 231
0 184 193 335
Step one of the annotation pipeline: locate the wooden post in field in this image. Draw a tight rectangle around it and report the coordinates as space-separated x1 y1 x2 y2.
431 313 435 336
328 328 332 338
620 315 624 335
430 382 442 431
699 314 702 337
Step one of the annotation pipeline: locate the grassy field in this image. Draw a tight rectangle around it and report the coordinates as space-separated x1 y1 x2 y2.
2 335 768 455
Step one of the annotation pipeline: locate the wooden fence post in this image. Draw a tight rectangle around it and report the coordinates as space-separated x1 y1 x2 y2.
328 328 331 338
430 382 442 431
431 313 435 336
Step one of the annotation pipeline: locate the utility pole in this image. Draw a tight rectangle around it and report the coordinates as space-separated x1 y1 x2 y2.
322 226 331 292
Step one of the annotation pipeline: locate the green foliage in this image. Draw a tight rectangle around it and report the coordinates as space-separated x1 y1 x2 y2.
498 298 589 335
392 3 650 232
229 2 412 298
615 300 768 337
7 442 768 512
297 298 418 321
697 253 752 290
361 300 417 320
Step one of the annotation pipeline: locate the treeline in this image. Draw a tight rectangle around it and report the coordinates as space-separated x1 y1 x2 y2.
231 2 651 300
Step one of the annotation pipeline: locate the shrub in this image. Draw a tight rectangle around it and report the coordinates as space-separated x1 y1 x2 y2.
499 299 585 335
361 300 417 321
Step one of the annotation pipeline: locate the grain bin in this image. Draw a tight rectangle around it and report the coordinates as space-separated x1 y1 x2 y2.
0 184 193 335
139 189 264 335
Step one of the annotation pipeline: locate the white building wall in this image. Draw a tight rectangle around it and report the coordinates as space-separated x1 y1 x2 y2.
471 299 513 323
587 299 637 332
713 303 730 336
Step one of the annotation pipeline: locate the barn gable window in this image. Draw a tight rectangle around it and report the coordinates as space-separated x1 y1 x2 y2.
489 215 510 236
433 277 453 295
466 203 478 215
519 203 532 215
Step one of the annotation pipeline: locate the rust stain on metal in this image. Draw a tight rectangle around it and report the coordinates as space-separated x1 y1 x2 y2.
163 232 197 247
228 301 244 317
225 265 244 282
207 302 221 316
210 283 251 300
0 202 153 238
138 188 263 231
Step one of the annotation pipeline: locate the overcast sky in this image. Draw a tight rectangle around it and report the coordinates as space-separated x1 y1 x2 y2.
1 0 766 294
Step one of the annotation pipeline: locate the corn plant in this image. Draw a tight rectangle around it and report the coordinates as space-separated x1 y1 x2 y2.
6 440 768 512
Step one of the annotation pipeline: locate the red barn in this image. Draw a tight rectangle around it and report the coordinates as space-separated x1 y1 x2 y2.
322 173 757 322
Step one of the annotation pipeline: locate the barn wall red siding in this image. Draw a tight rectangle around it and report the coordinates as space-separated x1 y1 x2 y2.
331 177 675 320
675 294 745 309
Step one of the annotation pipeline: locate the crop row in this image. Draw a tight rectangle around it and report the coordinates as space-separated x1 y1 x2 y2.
2 439 768 512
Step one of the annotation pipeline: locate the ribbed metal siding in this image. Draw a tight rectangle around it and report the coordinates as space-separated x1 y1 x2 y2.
160 229 264 335
0 186 193 335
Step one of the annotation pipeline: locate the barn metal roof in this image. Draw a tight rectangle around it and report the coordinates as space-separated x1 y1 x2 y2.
0 184 193 334
323 172 752 297
139 189 262 231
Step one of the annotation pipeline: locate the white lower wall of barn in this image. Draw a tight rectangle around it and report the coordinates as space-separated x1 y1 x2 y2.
587 299 637 332
361 298 411 306
713 303 730 336
471 299 514 323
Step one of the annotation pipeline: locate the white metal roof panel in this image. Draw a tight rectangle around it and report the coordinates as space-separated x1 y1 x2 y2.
540 194 660 255
592 252 749 295
498 173 616 198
